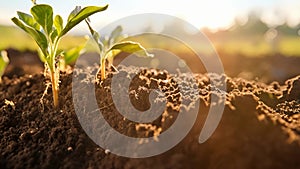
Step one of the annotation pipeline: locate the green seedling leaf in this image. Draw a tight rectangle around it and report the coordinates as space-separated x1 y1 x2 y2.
86 22 153 80
60 5 108 37
63 44 86 65
12 17 48 56
50 29 58 43
54 15 63 35
108 25 122 45
85 19 103 51
37 48 46 63
109 41 153 58
0 51 9 82
68 6 81 22
31 4 53 35
17 11 40 30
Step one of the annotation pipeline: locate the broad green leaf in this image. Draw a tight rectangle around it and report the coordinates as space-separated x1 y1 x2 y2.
63 44 86 65
12 17 48 56
0 51 9 81
108 25 122 45
60 5 108 37
54 15 63 34
68 6 81 22
17 11 40 30
31 4 53 35
109 41 153 58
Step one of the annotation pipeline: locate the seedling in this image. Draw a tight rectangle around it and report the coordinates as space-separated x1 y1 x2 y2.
85 20 153 80
0 50 9 83
12 3 108 107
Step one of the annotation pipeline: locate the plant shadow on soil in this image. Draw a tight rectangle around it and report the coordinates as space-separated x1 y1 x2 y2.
1 49 300 169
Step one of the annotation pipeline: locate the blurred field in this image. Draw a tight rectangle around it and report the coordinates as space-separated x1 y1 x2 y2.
1 20 300 57
0 25 87 52
208 35 300 57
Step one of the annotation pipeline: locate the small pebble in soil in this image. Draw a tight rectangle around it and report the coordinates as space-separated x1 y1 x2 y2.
67 147 73 151
4 99 15 110
104 149 110 154
19 132 30 141
29 128 37 134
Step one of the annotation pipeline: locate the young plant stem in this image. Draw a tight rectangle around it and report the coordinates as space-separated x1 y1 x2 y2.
48 38 60 108
50 70 59 107
101 59 106 80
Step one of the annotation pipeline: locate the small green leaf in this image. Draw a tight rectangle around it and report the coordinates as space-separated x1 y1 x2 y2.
54 15 63 34
0 51 9 82
12 17 48 56
60 5 108 37
68 6 81 22
108 25 122 45
85 19 103 51
63 44 86 65
109 41 153 58
17 11 40 30
50 29 58 43
31 4 53 35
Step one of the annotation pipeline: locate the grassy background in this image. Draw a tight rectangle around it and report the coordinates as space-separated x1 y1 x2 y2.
1 22 300 57
211 36 300 57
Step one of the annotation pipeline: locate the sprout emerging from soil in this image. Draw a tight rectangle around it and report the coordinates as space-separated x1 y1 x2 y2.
85 21 153 80
11 3 108 107
0 50 9 83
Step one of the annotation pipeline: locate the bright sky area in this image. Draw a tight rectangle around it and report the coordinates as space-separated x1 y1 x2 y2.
1 0 300 33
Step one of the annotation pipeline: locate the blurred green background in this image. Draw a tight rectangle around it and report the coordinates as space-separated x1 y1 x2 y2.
0 11 299 56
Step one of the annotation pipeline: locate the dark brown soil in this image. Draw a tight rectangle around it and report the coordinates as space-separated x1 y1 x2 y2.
1 64 300 169
4 48 43 78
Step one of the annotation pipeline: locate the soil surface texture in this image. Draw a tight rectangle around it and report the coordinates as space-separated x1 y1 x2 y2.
1 65 300 169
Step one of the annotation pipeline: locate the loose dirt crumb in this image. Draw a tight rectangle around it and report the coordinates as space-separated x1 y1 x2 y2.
4 99 15 110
